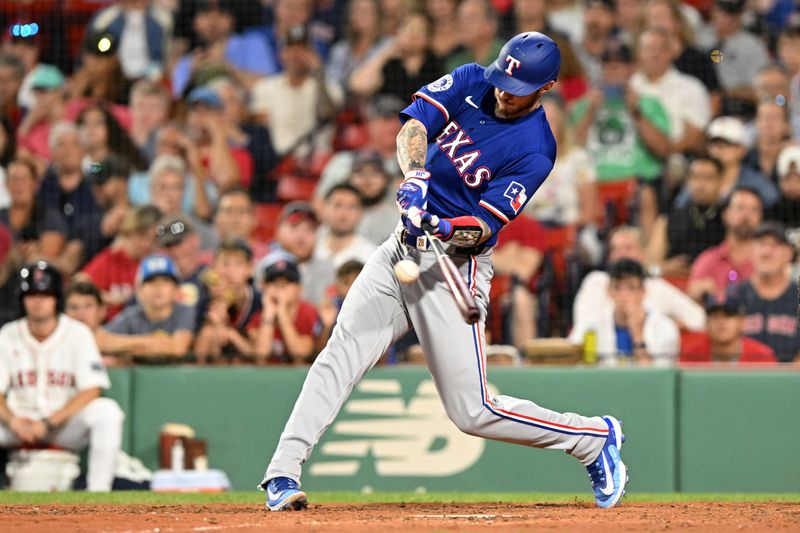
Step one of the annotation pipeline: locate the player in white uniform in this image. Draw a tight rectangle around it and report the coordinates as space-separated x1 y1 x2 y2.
0 261 123 491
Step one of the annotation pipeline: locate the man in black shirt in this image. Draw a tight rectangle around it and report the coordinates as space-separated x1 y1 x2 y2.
766 145 800 229
728 222 799 362
651 155 726 277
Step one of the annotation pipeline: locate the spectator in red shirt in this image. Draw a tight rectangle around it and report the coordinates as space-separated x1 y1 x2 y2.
688 186 762 301
680 295 777 365
252 253 321 365
77 204 161 321
492 214 546 347
15 65 66 173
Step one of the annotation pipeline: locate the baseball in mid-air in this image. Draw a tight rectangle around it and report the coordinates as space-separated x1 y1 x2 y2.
394 260 420 284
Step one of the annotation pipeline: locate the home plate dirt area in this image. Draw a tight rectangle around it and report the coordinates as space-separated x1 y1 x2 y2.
1 501 799 532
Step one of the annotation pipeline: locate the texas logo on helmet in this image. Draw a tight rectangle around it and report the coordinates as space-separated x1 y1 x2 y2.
504 181 527 213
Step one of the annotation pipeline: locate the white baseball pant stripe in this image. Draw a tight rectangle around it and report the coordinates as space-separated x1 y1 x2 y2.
0 397 124 491
264 237 608 485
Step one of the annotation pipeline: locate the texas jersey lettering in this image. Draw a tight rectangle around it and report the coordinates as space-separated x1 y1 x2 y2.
400 63 557 246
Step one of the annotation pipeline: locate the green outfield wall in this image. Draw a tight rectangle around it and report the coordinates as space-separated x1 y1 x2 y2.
101 367 800 492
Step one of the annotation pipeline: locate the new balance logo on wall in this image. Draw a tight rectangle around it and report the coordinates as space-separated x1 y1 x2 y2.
309 379 496 477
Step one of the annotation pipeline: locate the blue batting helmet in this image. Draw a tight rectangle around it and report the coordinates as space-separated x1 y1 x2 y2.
484 32 561 96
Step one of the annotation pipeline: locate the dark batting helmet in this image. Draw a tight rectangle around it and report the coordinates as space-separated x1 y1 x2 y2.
19 261 63 311
484 32 561 96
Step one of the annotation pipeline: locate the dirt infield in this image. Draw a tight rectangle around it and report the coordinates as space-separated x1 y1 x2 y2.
1 501 799 532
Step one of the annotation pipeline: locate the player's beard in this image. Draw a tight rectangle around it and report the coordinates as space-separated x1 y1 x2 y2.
493 89 542 120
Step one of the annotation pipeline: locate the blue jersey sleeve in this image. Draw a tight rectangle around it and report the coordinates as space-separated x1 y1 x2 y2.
476 154 553 235
399 64 481 140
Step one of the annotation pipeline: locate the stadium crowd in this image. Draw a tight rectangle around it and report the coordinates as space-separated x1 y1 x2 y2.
0 0 799 367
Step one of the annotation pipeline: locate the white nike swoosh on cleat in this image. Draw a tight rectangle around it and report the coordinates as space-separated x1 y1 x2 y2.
599 450 616 496
465 96 479 109
267 487 282 501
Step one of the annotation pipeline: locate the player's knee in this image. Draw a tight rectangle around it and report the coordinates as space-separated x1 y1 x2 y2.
86 398 125 426
447 408 484 437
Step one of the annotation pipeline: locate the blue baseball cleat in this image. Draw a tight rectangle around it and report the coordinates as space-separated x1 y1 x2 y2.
261 477 308 511
586 416 628 509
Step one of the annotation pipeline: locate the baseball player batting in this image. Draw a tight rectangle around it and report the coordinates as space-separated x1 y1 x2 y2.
0 262 123 491
261 32 628 510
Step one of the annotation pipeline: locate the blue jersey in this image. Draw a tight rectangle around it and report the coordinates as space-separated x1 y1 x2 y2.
400 63 556 247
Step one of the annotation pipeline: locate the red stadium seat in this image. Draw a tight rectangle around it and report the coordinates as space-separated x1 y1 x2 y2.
276 176 317 203
252 203 284 243
597 179 637 227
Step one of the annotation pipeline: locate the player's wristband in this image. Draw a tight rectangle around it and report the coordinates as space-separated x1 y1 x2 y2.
441 216 484 247
402 170 430 198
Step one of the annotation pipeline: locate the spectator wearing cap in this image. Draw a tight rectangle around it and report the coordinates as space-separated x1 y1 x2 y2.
648 155 726 277
213 187 270 261
641 0 723 116
148 154 218 251
1 22 44 113
349 152 402 246
742 100 792 184
252 253 322 364
630 27 710 155
15 65 67 170
97 254 196 361
680 295 777 365
185 85 252 191
766 145 800 228
574 0 618 87
129 80 170 161
129 123 216 221
171 0 277 98
194 238 261 362
0 54 25 128
78 205 162 320
0 157 67 265
674 117 779 209
314 183 376 269
709 0 770 115
572 39 670 190
727 222 800 362
205 77 280 202
70 32 131 105
350 12 443 101
317 95 404 198
85 0 172 80
84 155 132 260
263 201 333 305
156 214 207 309
251 0 332 73
688 187 762 301
574 225 706 331
250 24 343 157
569 258 680 367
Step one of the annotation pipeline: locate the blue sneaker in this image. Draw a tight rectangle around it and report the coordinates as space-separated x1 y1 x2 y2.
261 477 308 511
586 416 628 509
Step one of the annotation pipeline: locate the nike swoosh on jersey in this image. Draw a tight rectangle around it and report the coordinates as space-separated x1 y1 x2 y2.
465 96 479 109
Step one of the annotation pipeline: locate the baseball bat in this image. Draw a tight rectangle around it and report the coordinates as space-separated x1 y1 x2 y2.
422 226 481 325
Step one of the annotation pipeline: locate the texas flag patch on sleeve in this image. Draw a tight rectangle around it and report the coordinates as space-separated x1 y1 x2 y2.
503 181 527 214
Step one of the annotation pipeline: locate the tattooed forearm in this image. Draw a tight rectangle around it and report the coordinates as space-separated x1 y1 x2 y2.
396 119 429 174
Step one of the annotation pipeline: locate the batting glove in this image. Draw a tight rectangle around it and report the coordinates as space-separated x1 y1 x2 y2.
396 170 430 215
407 207 453 240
